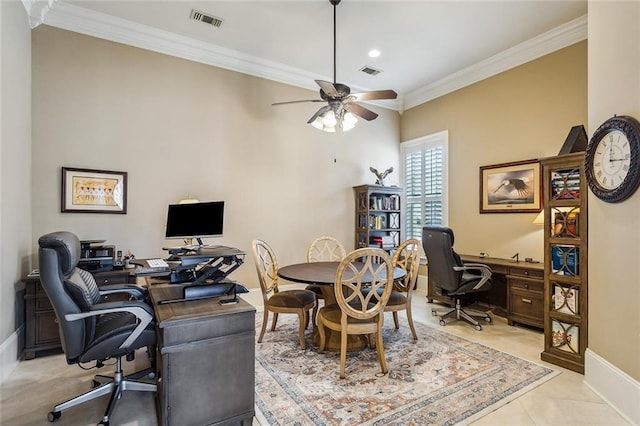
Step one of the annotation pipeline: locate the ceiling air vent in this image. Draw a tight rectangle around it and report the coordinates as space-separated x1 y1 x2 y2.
359 66 382 76
190 9 223 28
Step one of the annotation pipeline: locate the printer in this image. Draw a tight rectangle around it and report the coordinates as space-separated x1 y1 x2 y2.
78 240 115 272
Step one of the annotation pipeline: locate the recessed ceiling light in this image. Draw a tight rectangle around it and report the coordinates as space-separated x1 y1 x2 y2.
368 49 381 58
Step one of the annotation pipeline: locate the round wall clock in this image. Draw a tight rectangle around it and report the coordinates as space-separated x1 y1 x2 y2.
584 115 640 203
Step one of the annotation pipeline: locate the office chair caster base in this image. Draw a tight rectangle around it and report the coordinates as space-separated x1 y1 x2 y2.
48 411 61 422
485 316 492 323
475 324 483 331
439 319 446 326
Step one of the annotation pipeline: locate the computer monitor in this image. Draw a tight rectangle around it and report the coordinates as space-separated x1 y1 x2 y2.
165 201 224 246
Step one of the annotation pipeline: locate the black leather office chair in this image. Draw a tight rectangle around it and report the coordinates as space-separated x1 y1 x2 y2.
38 231 156 425
422 226 493 331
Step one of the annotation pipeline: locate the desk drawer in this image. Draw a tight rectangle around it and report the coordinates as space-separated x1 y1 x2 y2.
159 311 255 348
508 276 543 293
93 270 132 286
508 288 543 328
509 267 543 280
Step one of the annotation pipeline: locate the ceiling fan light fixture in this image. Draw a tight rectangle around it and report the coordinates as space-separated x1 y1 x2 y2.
310 107 357 133
273 0 395 132
342 112 357 131
311 111 336 132
323 110 338 127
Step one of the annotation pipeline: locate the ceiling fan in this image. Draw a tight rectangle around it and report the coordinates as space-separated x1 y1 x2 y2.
272 0 397 132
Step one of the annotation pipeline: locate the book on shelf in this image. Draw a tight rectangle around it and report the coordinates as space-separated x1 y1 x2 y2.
551 320 579 354
551 245 579 276
368 195 400 211
370 236 395 248
390 194 400 210
369 215 387 230
369 243 395 250
552 187 580 199
554 285 579 314
552 211 579 237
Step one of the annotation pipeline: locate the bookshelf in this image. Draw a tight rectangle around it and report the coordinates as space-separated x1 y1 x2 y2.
540 152 588 374
353 185 402 252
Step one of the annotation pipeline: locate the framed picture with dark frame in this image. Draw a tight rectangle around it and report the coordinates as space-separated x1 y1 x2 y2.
61 167 127 214
480 159 541 213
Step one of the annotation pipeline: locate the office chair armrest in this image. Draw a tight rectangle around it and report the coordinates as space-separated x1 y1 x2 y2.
453 263 492 290
65 301 154 350
99 284 148 300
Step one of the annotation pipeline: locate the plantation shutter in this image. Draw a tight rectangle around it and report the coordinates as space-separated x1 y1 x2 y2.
401 131 448 240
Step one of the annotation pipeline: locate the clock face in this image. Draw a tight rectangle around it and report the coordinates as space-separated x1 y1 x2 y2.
585 115 640 203
591 130 631 190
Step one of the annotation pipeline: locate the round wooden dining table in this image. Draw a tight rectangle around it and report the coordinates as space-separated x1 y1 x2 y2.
278 261 406 351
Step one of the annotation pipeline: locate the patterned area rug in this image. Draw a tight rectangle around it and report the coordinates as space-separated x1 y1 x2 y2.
254 315 558 425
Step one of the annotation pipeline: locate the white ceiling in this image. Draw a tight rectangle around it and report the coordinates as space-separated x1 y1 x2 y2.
27 0 587 111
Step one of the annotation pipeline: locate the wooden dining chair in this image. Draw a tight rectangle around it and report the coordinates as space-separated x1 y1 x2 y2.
386 239 421 340
317 248 394 379
306 236 346 325
251 239 316 349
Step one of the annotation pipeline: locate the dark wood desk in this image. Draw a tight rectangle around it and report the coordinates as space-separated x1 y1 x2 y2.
148 281 255 426
278 261 405 350
426 255 545 329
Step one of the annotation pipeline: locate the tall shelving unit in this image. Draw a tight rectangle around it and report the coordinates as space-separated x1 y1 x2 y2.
540 152 588 374
353 185 402 252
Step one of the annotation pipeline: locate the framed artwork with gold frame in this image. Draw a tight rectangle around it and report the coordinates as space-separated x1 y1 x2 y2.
480 159 541 213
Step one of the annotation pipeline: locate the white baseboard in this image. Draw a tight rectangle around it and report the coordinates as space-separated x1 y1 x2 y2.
585 348 640 425
0 330 20 385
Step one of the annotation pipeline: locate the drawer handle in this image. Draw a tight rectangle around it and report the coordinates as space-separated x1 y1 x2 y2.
521 298 532 304
524 271 529 275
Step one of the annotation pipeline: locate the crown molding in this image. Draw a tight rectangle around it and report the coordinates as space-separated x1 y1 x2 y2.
36 3 585 113
403 14 588 111
22 0 57 28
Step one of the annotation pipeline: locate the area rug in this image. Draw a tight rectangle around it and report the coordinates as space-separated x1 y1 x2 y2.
254 316 558 425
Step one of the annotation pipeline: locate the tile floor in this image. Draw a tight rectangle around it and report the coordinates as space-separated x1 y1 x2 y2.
0 288 629 425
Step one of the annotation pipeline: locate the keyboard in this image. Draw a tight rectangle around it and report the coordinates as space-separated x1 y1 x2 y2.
134 258 171 276
147 258 169 268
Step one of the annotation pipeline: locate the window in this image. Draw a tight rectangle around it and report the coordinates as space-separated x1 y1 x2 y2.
400 131 448 240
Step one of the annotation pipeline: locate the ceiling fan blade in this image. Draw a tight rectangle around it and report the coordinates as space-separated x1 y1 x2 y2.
307 105 333 124
344 102 378 121
315 80 340 98
350 90 398 102
272 99 324 106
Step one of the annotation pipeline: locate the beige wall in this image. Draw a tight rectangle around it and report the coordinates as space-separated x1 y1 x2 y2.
401 42 587 261
587 1 640 382
0 1 32 354
31 26 400 290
